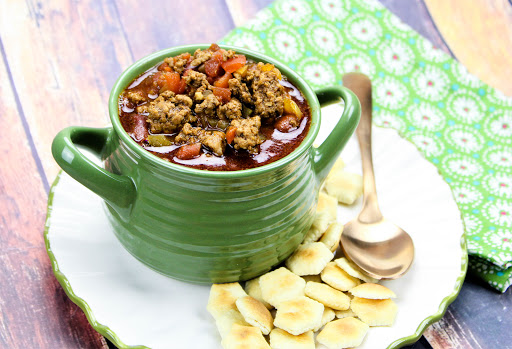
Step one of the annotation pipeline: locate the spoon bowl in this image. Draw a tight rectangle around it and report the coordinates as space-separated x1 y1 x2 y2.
342 217 415 279
341 72 415 280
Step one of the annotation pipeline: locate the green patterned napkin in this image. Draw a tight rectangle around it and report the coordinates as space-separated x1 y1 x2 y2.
221 0 512 292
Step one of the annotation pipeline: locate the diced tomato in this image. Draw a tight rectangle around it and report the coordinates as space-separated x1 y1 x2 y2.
212 87 231 104
158 62 171 72
226 126 237 144
155 69 187 93
204 51 225 77
177 78 187 94
152 71 162 82
205 59 222 77
176 143 202 160
222 55 247 73
158 72 181 93
214 72 232 88
209 43 221 52
212 51 223 61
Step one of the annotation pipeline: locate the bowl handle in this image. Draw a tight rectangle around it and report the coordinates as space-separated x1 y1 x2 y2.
313 86 361 184
51 126 136 219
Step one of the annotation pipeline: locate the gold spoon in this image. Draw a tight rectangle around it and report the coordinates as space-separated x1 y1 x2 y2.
340 72 415 280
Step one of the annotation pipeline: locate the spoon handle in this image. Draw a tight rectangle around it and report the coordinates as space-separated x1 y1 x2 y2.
342 73 383 223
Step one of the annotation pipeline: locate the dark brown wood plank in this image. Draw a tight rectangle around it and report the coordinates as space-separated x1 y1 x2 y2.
0 35 107 348
426 273 512 349
426 310 483 348
0 251 108 349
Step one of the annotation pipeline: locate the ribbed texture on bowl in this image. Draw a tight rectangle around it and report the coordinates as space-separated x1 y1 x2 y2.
104 136 317 283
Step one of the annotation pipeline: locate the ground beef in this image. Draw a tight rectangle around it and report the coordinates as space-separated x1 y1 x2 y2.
218 98 242 120
245 63 285 119
174 123 201 143
163 53 190 74
184 70 210 89
121 46 307 165
230 116 263 153
190 49 213 67
221 49 236 60
229 77 253 105
190 48 236 67
195 94 220 117
175 123 226 156
126 90 146 104
202 132 226 156
145 91 195 134
184 70 213 100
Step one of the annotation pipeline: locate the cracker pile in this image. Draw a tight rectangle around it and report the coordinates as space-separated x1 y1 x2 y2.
207 158 398 349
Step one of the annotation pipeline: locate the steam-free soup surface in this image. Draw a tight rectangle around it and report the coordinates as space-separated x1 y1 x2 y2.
119 44 310 171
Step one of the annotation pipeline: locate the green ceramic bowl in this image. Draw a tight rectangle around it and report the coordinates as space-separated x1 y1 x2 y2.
51 44 360 284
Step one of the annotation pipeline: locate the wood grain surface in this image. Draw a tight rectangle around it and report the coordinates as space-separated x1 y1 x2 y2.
425 0 512 96
0 2 107 347
0 0 511 348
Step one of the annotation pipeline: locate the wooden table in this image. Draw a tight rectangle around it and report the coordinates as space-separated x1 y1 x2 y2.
1 0 511 348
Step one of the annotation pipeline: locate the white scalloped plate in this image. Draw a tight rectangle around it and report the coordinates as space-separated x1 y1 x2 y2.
45 103 467 349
